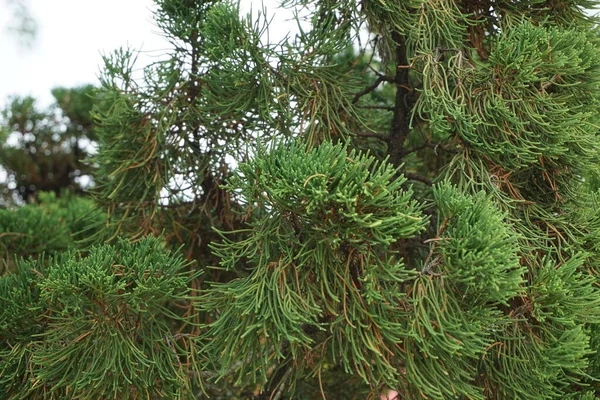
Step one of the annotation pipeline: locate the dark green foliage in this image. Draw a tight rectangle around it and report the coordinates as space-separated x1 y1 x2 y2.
91 0 369 251
0 199 71 261
0 236 202 399
418 22 600 203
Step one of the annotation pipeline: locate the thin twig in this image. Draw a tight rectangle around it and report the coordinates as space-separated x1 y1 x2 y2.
318 369 327 400
405 173 432 185
270 368 293 400
355 131 390 142
352 75 394 104
0 232 30 239
421 218 449 275
357 105 395 112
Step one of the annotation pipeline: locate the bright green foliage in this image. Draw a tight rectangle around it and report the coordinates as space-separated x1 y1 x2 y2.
0 236 202 399
4 0 600 398
475 253 600 399
371 183 523 399
202 141 426 390
433 183 525 305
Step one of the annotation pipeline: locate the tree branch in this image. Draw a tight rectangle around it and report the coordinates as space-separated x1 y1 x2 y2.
355 131 390 142
388 33 416 166
405 173 432 185
357 105 395 112
270 368 293 400
400 142 459 157
352 75 394 104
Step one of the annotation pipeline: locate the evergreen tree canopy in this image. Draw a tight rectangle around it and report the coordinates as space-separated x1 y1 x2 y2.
0 85 97 204
3 0 600 398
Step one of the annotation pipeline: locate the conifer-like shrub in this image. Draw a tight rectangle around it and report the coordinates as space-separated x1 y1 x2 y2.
3 0 600 398
0 193 106 271
0 237 202 399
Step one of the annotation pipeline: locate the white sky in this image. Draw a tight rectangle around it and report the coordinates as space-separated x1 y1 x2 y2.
0 1 170 105
0 0 302 191
0 2 596 109
0 0 294 107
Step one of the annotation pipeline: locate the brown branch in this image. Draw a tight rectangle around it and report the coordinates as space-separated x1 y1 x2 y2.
352 75 394 104
400 142 459 157
357 105 395 112
269 368 293 400
421 218 449 275
0 232 31 240
388 33 416 167
401 143 430 155
405 173 432 185
355 131 390 142
117 200 196 210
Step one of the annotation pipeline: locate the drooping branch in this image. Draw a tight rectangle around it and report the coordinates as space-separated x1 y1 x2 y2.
357 105 395 112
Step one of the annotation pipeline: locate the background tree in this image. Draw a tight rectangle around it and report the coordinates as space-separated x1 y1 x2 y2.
0 85 97 204
3 0 37 47
3 0 600 399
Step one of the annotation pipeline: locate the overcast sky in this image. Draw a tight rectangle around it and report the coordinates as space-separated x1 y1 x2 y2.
0 0 292 107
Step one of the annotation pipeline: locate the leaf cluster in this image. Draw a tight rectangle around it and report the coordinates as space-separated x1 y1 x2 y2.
0 236 203 399
202 140 427 392
0 192 106 272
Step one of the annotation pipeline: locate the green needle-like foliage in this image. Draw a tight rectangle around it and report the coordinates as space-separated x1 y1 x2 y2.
387 183 524 399
202 141 427 391
5 0 600 398
433 183 525 305
0 236 203 399
0 192 106 272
